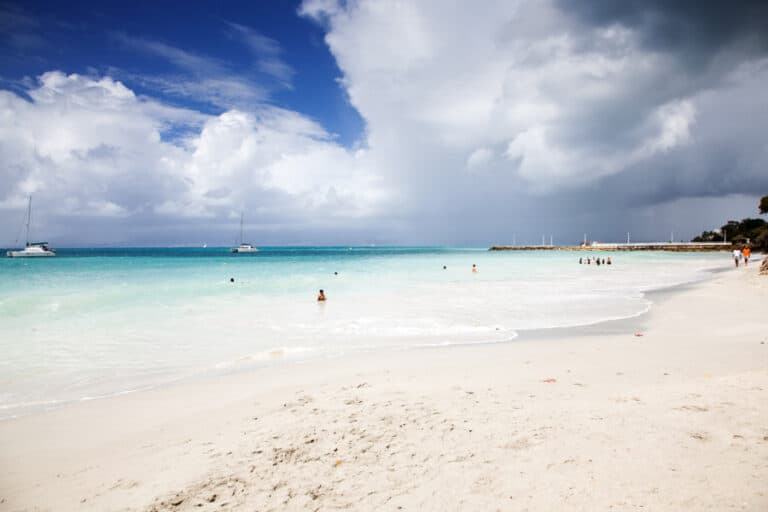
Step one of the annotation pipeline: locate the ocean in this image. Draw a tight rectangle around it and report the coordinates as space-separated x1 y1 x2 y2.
0 247 729 418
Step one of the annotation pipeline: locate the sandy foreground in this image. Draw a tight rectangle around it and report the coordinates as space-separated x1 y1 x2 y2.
1 267 767 511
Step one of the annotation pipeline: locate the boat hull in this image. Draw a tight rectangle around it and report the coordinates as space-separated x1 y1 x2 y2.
231 243 258 253
6 250 56 257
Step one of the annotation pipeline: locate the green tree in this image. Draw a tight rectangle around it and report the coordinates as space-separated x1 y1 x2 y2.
760 195 768 215
692 217 768 249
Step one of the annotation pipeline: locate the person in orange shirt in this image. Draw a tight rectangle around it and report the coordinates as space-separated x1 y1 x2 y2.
742 246 751 266
317 289 326 301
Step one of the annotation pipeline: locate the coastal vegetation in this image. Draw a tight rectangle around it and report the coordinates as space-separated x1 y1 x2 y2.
692 195 768 249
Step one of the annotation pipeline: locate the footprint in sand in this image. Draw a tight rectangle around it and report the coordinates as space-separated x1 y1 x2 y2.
675 405 709 412
149 476 247 511
501 437 530 451
110 479 140 490
614 396 643 404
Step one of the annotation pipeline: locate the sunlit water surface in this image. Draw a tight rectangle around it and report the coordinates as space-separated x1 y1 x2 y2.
0 246 729 417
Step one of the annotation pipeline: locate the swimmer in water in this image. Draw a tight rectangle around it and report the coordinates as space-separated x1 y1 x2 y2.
317 289 326 301
472 264 477 273
230 278 235 283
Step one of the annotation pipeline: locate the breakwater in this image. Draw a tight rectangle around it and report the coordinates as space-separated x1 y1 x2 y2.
489 243 732 252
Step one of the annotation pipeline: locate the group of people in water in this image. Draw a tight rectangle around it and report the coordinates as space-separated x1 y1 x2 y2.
579 256 612 266
732 246 752 268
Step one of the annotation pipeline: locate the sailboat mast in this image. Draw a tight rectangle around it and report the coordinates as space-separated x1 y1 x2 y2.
25 196 32 247
240 213 244 245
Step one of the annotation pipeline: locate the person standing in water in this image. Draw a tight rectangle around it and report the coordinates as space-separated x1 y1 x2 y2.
317 289 326 301
472 264 477 273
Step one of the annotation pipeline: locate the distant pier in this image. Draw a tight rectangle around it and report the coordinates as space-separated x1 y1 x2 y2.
489 242 732 252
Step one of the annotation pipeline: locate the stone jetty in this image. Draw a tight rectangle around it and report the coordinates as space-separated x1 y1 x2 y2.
489 243 733 252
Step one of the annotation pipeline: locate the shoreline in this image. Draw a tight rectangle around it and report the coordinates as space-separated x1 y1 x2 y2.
1 267 766 510
517 263 733 341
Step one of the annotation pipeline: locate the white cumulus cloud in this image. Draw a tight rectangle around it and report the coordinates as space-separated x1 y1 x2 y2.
0 72 389 245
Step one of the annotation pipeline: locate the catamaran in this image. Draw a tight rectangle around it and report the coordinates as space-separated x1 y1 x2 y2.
231 213 258 253
6 196 56 258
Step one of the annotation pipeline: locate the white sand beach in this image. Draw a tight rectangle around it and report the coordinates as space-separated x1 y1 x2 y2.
1 267 766 511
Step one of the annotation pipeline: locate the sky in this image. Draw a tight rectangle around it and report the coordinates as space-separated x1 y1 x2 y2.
1 0 767 247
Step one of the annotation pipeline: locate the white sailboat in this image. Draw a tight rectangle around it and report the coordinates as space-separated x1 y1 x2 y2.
231 213 258 253
6 196 56 258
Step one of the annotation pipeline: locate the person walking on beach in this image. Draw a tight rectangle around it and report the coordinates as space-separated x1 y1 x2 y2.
317 289 326 301
743 246 751 267
732 248 742 268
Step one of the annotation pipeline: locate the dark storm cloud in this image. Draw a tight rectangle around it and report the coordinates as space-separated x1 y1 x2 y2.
593 49 768 208
561 1 768 61
548 0 768 153
517 1 768 239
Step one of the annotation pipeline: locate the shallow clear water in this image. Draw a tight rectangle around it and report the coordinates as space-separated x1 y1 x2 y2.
0 246 729 417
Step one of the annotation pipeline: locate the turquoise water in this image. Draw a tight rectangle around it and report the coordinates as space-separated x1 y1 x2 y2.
0 247 729 417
